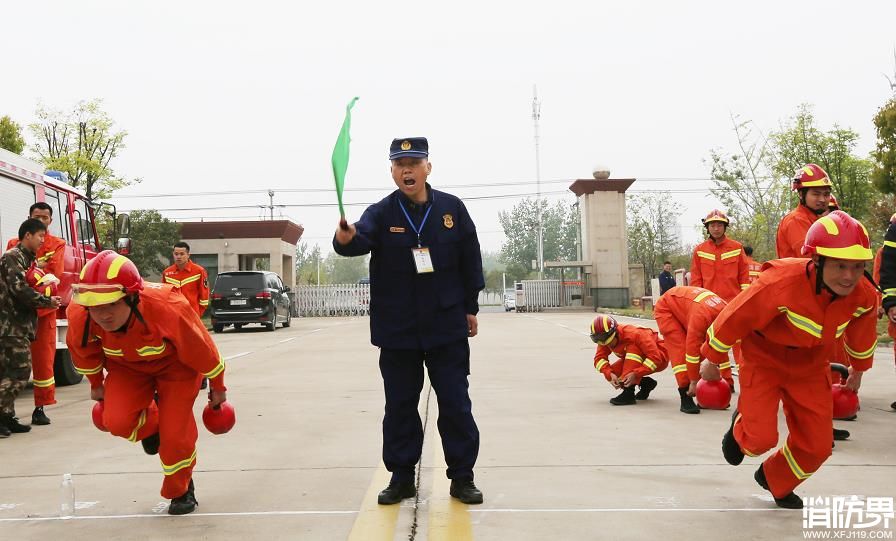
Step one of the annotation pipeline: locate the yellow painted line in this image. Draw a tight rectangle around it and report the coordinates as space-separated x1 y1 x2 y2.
346 466 399 541
428 434 474 540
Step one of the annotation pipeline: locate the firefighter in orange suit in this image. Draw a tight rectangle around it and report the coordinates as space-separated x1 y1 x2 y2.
653 286 732 414
162 241 210 317
591 314 669 406
690 209 749 377
701 211 877 509
66 250 227 515
744 246 762 284
776 164 832 258
5 202 66 426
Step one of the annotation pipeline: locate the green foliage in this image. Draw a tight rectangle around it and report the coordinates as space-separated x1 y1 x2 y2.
872 98 896 194
0 116 25 154
498 198 579 280
126 210 182 277
295 241 324 285
29 99 137 200
324 251 369 284
626 191 685 293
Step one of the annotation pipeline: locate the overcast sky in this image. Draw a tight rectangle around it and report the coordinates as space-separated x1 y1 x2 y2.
4 1 896 256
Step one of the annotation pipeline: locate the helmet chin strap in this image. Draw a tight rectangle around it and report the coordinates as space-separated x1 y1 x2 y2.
814 257 837 297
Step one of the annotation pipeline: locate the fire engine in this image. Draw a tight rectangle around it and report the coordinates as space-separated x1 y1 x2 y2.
0 147 129 386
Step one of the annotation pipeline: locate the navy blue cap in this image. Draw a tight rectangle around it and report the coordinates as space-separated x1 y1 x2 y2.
389 137 429 160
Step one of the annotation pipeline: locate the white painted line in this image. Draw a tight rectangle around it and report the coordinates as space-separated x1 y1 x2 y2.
278 337 298 344
0 510 359 523
0 504 20 510
224 352 251 361
468 507 792 513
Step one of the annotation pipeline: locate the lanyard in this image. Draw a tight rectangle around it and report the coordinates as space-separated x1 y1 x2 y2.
398 200 433 247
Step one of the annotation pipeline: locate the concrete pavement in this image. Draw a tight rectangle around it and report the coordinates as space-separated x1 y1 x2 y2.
1 312 894 540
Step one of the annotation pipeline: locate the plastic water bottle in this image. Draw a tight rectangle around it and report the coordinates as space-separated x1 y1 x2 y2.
60 473 75 518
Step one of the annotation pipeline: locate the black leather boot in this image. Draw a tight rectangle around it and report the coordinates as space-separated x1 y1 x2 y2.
610 386 637 405
755 464 803 509
678 388 700 414
722 409 744 465
634 377 658 400
0 414 31 433
833 428 850 441
450 478 483 504
32 407 51 426
377 479 415 505
141 432 161 455
168 479 198 515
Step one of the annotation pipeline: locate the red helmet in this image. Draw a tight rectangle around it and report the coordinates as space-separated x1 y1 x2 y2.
589 314 618 345
72 250 143 306
91 401 108 432
695 379 732 409
827 195 839 210
203 402 236 435
792 163 832 191
801 211 872 261
701 209 729 226
27 266 58 297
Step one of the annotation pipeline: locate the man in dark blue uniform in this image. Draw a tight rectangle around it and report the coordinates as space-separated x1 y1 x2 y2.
334 137 485 505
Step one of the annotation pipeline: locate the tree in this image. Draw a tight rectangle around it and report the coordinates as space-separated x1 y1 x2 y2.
126 210 182 277
871 97 896 194
498 198 579 279
324 252 369 284
295 241 324 285
29 99 136 200
771 105 874 219
707 115 790 261
626 191 684 294
0 115 25 154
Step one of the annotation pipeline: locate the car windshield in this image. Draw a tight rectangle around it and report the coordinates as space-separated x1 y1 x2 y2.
215 273 263 291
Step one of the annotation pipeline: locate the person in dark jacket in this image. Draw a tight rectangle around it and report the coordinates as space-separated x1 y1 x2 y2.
877 213 896 411
334 137 485 505
658 261 676 295
0 219 61 437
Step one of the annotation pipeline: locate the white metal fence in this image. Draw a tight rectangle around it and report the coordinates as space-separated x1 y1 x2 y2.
295 284 370 317
515 280 584 312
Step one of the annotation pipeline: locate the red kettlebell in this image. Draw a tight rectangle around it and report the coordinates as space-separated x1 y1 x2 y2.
696 379 732 410
202 402 236 435
830 363 859 420
92 401 108 432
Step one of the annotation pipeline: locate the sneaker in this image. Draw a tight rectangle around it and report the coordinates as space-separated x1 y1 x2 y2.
833 428 850 441
141 432 161 455
610 386 637 405
722 409 744 466
678 388 700 414
32 407 51 426
168 479 198 515
0 414 31 433
449 478 484 505
755 464 803 509
377 479 415 505
634 377 658 400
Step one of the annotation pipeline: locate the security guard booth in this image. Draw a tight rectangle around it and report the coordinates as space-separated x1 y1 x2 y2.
176 220 303 289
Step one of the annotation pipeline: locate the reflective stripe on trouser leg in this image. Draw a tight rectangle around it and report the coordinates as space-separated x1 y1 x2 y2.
31 315 57 407
761 364 832 498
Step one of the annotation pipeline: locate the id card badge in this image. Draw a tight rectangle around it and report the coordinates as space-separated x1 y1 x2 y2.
412 247 435 274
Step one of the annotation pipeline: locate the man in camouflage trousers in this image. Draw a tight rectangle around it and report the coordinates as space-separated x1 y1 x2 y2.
0 218 61 438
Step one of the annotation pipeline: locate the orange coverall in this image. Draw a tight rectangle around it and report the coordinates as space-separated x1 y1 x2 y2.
653 286 732 388
746 256 762 284
593 324 669 384
700 259 878 499
162 260 210 317
776 205 818 258
66 284 226 500
7 234 65 406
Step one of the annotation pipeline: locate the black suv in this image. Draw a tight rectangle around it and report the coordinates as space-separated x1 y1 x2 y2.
210 271 292 333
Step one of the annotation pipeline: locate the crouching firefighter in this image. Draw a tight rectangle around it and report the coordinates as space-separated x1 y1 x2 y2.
591 315 669 405
701 211 877 509
66 251 228 515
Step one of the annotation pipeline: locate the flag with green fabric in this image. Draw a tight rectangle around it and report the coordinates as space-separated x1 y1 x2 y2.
331 97 359 219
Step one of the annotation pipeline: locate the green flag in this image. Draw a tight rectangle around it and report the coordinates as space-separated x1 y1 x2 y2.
331 97 359 219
